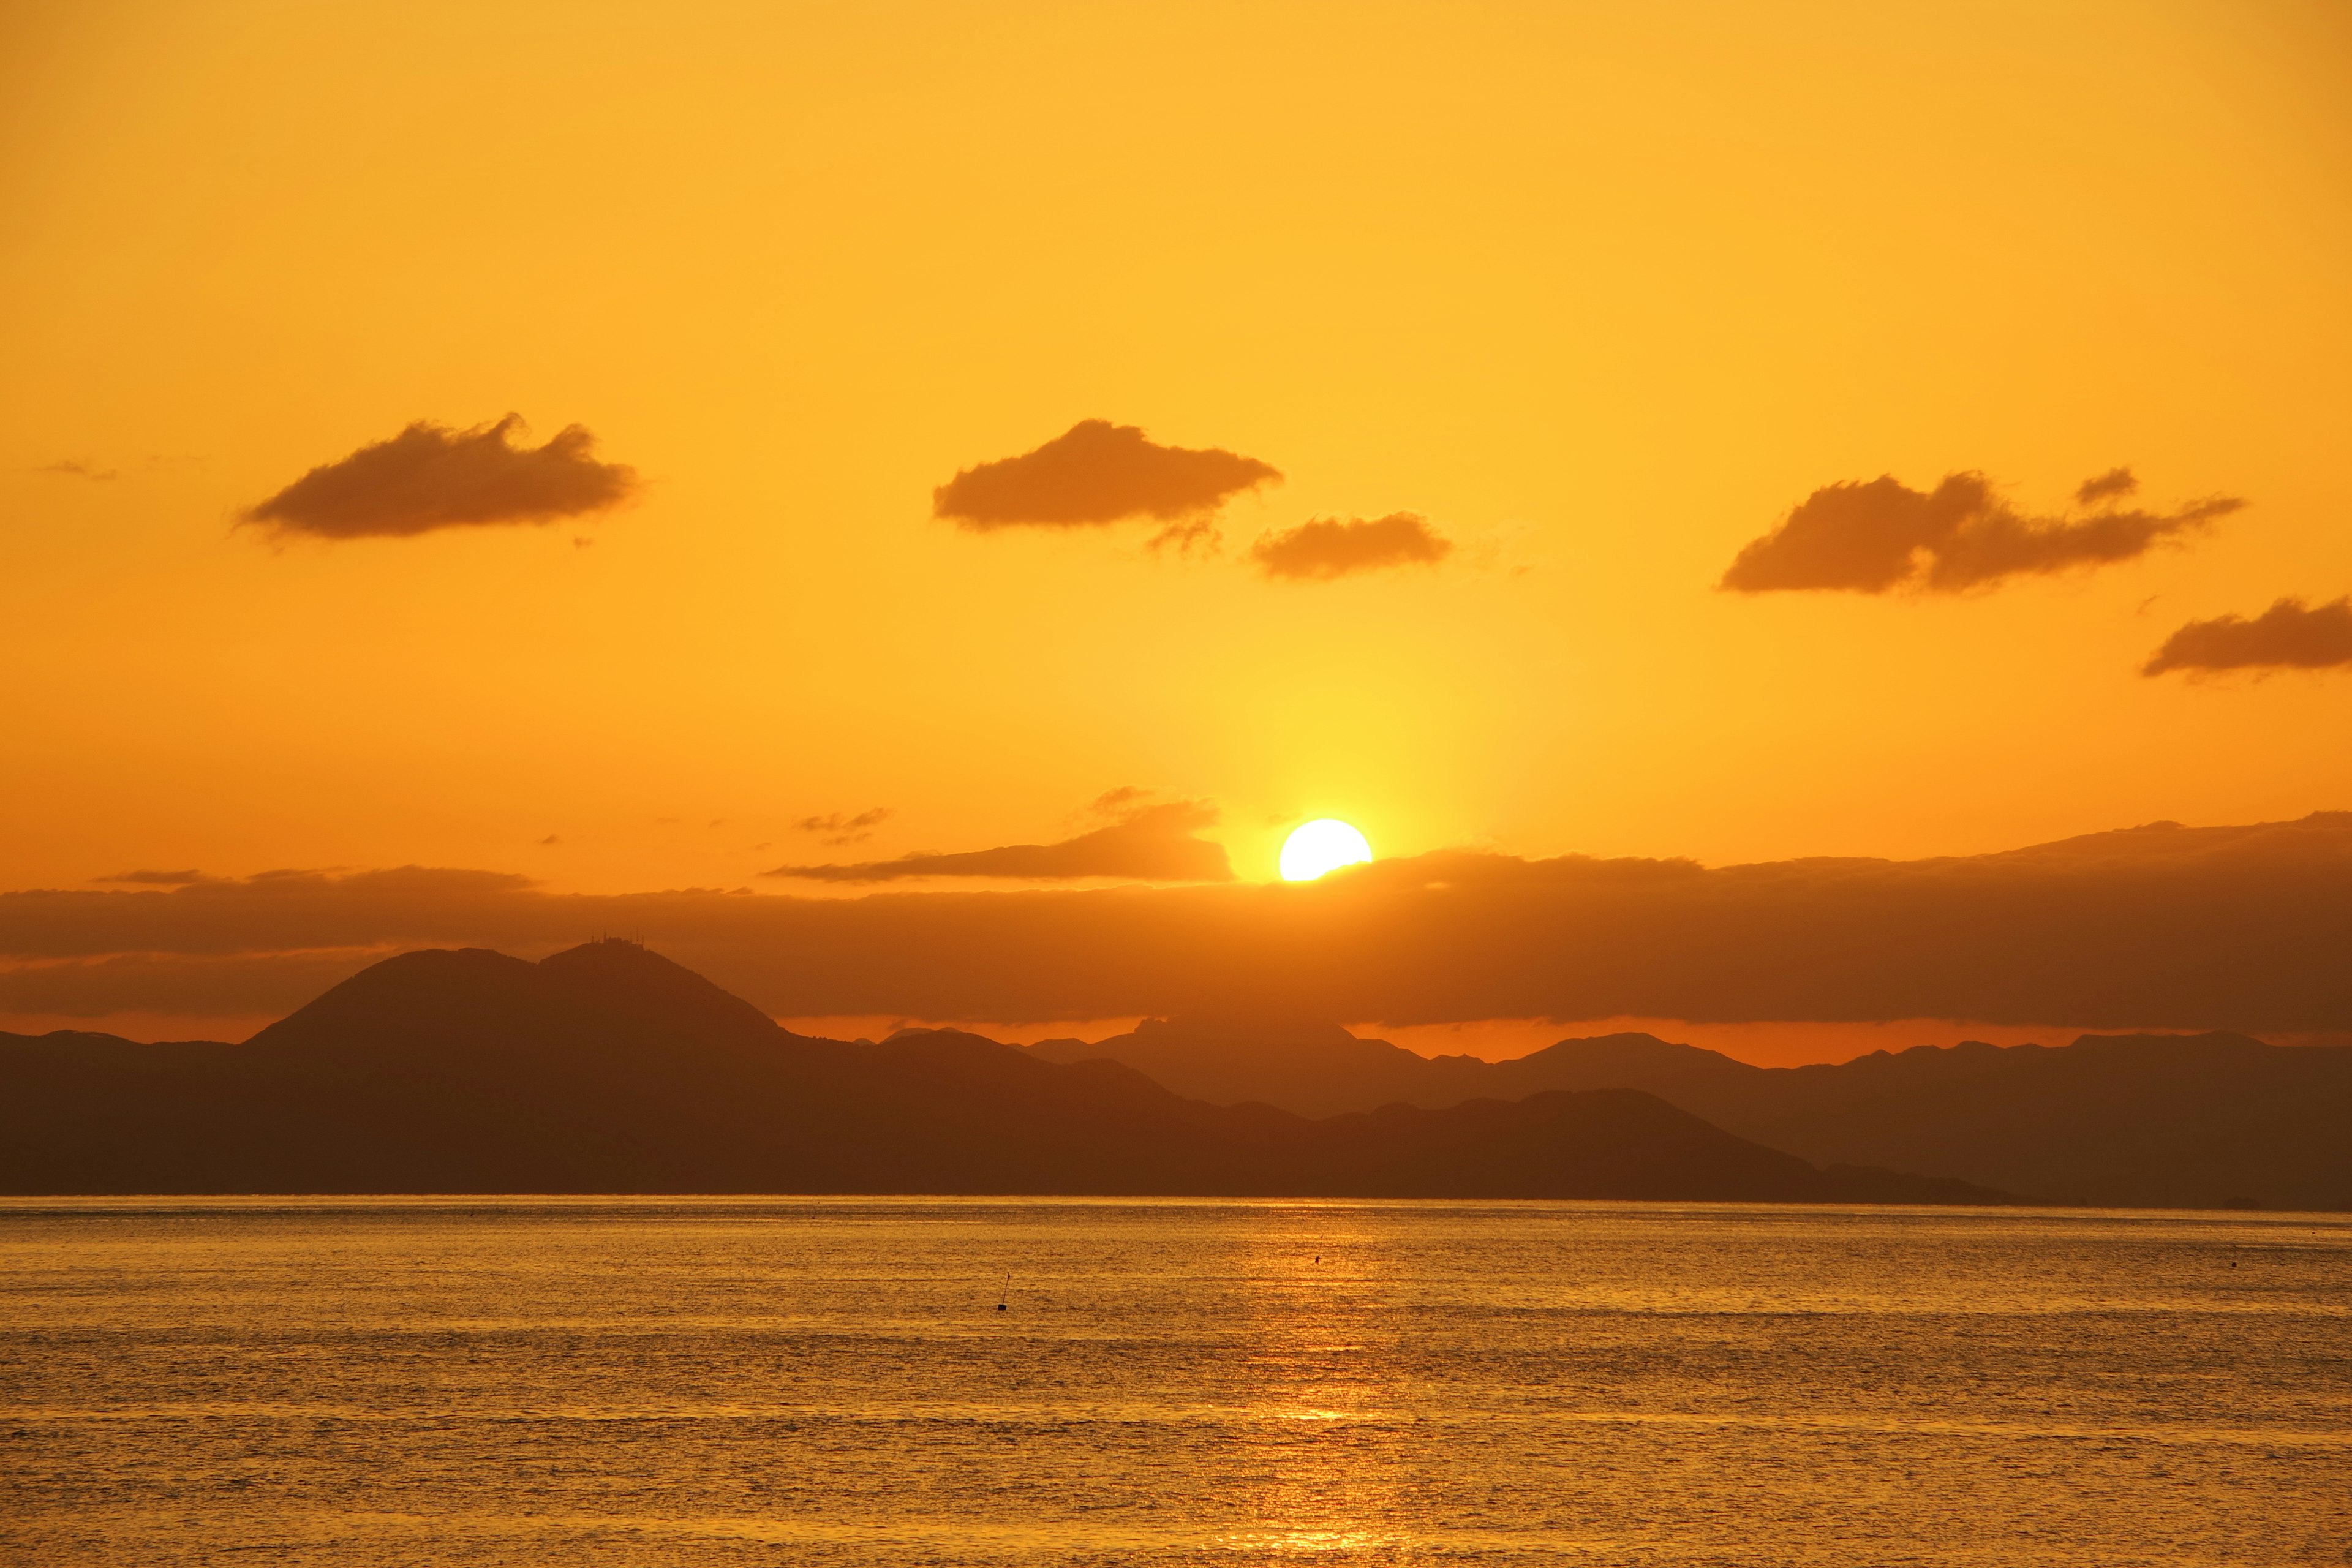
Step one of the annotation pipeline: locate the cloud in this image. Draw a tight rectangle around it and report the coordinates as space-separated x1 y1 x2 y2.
241 415 637 540
8 816 2351 1035
764 796 1233 883
1720 469 2242 594
94 870 227 886
1142 516 1223 556
0 949 394 1022
797 809 893 847
1087 786 1152 815
2142 597 2352 677
2 867 537 971
35 459 116 481
1249 512 1453 581
933 420 1280 532
2075 467 2138 505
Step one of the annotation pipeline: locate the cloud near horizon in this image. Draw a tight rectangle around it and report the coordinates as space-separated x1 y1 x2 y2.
0 948 397 1022
932 421 1281 535
765 795 1233 883
241 415 638 540
6 814 2348 1035
1250 513 1453 581
2141 597 2352 677
1721 469 2241 594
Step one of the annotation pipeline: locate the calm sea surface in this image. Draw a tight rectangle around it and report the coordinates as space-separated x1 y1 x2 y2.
1 1198 2346 1566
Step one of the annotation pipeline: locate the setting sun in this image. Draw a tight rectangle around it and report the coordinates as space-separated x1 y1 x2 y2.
1278 819 1373 881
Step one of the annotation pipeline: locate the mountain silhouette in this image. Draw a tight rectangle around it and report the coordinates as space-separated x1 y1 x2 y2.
0 941 2004 1202
1025 1020 2352 1209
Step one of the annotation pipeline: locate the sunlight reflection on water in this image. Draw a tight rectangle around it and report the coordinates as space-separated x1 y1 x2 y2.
2 1197 2348 1566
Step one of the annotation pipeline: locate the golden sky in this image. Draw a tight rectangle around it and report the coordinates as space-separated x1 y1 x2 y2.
4 1 2349 1049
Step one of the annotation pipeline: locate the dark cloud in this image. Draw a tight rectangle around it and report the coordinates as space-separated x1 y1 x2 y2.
2142 597 2352 677
36 459 116 481
1249 512 1453 581
0 949 391 1022
766 796 1232 884
7 816 2349 1035
241 415 637 540
933 420 1280 532
2 867 537 970
797 809 893 847
1721 470 2241 594
95 870 226 886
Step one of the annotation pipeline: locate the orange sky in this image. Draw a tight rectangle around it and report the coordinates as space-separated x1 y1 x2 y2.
4 1 2349 1055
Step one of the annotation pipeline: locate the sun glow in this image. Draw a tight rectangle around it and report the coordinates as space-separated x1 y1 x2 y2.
1279 819 1373 881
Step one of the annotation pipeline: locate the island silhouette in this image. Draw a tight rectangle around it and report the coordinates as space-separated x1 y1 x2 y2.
1 938 2004 1203
1025 1017 2352 1210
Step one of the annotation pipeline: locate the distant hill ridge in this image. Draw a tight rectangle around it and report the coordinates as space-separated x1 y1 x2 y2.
0 940 2002 1203
1023 1020 2352 1209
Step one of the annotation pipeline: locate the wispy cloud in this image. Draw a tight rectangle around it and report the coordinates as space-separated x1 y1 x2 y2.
2075 467 2138 505
2142 596 2352 677
241 415 637 540
1721 468 2241 594
94 870 227 886
766 794 1231 883
1250 512 1453 581
797 808 893 846
34 459 118 481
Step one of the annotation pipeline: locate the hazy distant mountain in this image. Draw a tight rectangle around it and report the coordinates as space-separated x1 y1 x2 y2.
0 941 2002 1203
1025 1017 1534 1119
1025 1021 2352 1209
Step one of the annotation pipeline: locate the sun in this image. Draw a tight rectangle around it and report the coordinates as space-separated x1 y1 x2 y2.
1279 819 1373 881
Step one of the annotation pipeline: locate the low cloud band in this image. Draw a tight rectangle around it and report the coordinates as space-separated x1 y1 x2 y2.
6 815 2346 1033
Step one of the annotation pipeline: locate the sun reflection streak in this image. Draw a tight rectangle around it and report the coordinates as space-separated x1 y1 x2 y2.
1219 1215 1419 1554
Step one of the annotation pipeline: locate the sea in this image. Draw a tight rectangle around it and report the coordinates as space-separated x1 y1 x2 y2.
1 1197 2346 1566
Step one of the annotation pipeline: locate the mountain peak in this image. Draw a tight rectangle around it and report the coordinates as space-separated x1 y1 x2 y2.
537 936 702 982
533 938 797 1042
